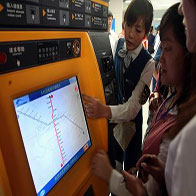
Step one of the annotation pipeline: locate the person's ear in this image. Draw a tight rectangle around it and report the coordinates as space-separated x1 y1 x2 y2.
178 2 183 16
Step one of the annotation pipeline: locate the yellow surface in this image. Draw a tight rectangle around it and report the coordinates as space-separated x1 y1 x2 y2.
92 0 108 7
0 31 108 196
0 149 12 196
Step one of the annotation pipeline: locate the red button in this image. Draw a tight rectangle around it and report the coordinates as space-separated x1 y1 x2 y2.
0 52 7 64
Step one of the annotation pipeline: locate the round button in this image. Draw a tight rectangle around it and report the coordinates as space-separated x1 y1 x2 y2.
72 40 80 56
0 52 7 64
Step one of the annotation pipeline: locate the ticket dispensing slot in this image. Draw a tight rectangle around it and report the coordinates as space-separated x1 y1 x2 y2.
101 55 113 74
88 31 115 87
88 31 116 105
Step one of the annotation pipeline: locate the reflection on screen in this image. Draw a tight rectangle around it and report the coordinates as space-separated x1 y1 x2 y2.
13 76 91 196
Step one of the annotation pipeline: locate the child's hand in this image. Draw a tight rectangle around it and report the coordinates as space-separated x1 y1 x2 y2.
122 170 147 196
82 94 111 119
92 150 113 183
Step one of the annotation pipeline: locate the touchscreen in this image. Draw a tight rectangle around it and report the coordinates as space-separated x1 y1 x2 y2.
13 76 91 196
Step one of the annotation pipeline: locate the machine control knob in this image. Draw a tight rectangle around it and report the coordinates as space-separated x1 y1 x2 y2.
73 40 80 56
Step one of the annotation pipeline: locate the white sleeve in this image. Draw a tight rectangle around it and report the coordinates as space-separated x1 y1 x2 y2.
109 58 155 123
110 169 132 196
113 38 119 58
110 32 119 58
144 175 163 196
170 115 196 196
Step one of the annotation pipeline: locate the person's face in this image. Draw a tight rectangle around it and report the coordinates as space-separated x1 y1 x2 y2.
124 17 146 51
178 0 196 53
160 28 186 88
108 16 113 31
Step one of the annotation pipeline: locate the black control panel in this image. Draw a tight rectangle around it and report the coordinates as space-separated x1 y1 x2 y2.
88 31 114 86
0 38 81 74
101 56 113 73
83 185 94 196
38 41 59 62
88 31 116 105
0 0 108 30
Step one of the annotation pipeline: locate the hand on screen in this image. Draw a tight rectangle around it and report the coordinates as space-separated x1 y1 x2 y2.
91 150 113 183
121 170 147 196
136 154 165 185
82 94 111 119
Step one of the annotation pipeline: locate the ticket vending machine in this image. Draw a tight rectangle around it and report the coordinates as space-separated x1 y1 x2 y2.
0 0 109 196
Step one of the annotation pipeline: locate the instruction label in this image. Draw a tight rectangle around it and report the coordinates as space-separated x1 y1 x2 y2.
0 1 26 25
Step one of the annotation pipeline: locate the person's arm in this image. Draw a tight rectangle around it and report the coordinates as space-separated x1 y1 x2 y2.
168 116 196 196
113 35 119 58
149 92 161 112
110 31 119 58
91 150 113 182
122 170 147 196
83 59 154 121
82 95 112 119
110 58 155 123
136 154 165 185
91 150 131 196
110 170 132 196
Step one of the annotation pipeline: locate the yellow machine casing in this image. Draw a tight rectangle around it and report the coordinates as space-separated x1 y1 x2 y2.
0 30 108 196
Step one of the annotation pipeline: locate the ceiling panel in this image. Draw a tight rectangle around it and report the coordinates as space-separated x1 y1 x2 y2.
151 0 180 10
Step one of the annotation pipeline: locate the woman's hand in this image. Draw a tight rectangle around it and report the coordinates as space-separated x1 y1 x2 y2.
82 94 111 119
149 92 162 112
122 170 147 196
92 150 113 183
136 154 165 185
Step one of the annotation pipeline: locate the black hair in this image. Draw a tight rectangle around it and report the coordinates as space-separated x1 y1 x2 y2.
160 3 186 50
166 2 196 139
150 26 153 33
108 10 113 19
161 3 190 106
124 0 153 34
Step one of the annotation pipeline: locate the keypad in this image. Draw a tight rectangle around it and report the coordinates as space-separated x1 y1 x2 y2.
38 43 59 62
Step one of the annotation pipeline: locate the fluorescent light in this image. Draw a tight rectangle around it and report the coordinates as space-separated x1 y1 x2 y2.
125 0 131 3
